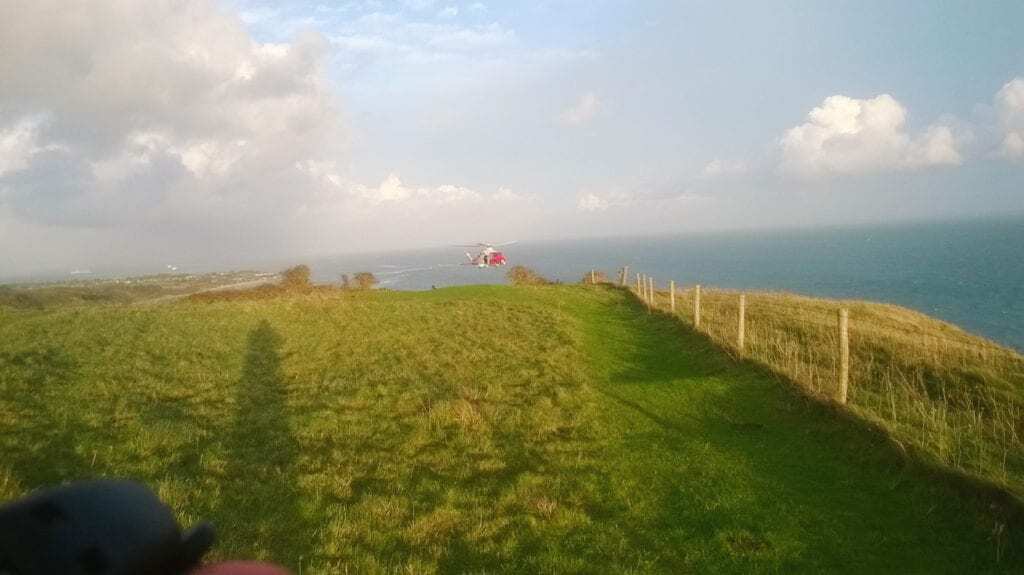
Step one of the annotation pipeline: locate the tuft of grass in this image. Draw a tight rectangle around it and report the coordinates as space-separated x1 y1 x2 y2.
0 285 1021 572
654 284 1024 501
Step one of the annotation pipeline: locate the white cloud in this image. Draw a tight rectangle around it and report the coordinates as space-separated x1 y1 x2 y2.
995 77 1024 161
355 174 480 204
297 163 501 207
558 92 602 127
780 94 962 177
284 164 543 253
1004 132 1024 159
0 117 44 177
0 0 342 231
903 125 961 167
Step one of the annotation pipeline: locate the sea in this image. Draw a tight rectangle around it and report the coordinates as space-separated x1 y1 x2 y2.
308 216 1024 351
5 216 1022 351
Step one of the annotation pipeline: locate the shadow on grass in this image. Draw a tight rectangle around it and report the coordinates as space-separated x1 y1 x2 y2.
0 346 93 488
589 289 1024 570
213 321 315 569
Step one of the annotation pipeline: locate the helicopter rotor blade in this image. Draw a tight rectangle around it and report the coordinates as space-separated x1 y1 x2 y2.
453 241 515 247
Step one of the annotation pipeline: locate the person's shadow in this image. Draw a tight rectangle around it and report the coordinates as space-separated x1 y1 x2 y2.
214 321 314 568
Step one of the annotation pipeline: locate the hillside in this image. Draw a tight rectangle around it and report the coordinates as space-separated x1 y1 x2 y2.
0 271 278 309
647 284 1024 499
0 285 1021 573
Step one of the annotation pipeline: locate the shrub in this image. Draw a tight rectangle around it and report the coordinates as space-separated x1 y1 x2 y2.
352 272 378 290
281 265 312 289
507 266 550 286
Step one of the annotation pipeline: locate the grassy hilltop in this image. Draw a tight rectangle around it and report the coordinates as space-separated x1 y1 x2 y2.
1 282 1022 572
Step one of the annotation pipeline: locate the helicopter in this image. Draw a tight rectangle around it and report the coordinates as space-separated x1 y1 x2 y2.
459 241 515 267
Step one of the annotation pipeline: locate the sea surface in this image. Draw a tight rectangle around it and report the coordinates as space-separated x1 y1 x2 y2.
309 217 1024 351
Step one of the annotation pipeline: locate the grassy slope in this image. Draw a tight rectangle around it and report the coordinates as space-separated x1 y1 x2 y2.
0 286 1020 573
661 286 1024 498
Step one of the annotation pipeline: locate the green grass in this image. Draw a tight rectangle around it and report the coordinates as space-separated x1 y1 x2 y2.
653 285 1024 500
0 285 1020 572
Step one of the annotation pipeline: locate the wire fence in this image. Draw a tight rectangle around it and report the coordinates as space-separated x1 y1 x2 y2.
592 268 1024 499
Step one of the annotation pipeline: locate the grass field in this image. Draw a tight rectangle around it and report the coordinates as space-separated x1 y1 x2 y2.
652 285 1024 501
1 285 1021 572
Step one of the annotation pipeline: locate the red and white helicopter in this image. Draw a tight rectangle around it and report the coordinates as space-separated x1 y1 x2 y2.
459 242 515 267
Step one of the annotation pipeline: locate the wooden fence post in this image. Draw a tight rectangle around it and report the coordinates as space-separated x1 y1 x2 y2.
590 269 596 285
648 277 655 307
694 284 702 328
738 293 746 355
838 308 849 404
621 266 629 286
636 273 641 294
669 280 676 312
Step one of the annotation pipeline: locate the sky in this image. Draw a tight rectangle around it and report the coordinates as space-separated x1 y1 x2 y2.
1 0 1022 278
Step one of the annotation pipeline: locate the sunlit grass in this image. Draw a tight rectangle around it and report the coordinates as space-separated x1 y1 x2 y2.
1 285 1020 572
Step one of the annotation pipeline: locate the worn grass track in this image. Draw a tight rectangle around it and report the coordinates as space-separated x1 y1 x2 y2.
0 285 1020 573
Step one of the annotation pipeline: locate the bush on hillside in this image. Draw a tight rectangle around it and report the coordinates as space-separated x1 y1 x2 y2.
281 265 312 289
351 272 378 290
507 266 550 286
